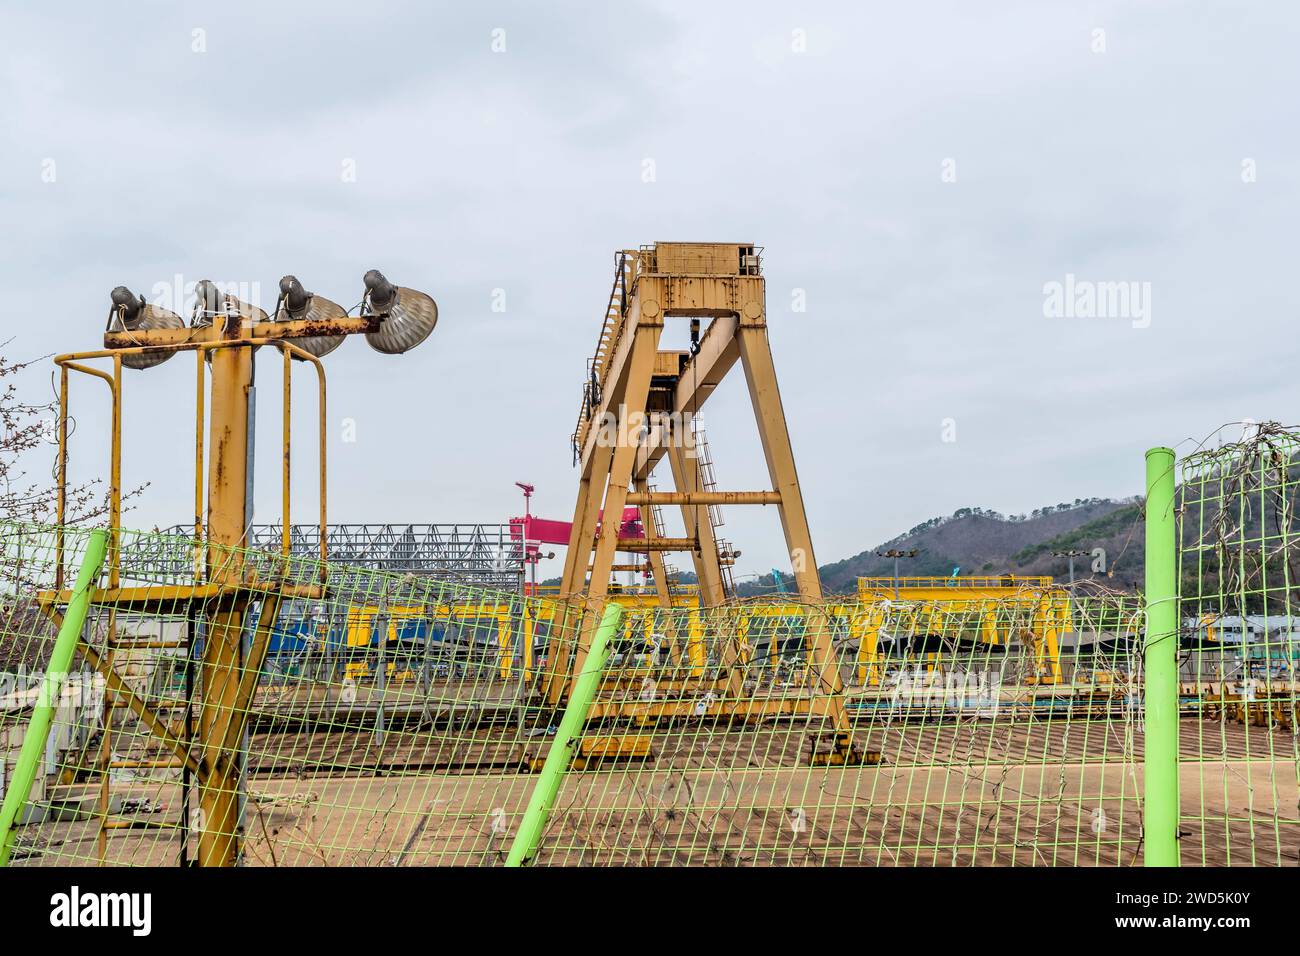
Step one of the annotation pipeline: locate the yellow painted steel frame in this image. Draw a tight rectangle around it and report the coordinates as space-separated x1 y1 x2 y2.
1027 592 1067 685
854 576 1065 686
54 338 329 577
851 604 886 687
50 309 362 866
340 594 867 693
857 575 1054 599
54 357 120 591
336 588 704 683
545 243 859 762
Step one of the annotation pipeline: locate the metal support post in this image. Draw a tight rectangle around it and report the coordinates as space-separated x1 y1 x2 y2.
0 530 107 865
506 604 623 866
1143 446 1180 867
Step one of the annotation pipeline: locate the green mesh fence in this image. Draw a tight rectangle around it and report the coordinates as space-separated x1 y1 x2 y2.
0 525 1152 866
528 590 1147 865
0 522 584 866
3 479 1295 867
1177 427 1300 865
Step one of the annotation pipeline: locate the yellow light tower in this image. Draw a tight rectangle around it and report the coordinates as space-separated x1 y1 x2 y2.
46 271 437 866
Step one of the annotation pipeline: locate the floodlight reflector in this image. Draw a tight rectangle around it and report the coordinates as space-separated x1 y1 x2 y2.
107 286 183 369
361 269 437 354
192 279 267 359
191 279 268 328
275 275 345 358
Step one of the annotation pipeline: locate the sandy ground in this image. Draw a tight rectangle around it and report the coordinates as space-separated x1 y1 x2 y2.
11 717 1297 867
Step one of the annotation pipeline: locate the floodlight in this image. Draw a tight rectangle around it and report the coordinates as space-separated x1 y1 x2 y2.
191 279 268 328
361 269 437 354
275 275 345 358
192 279 267 359
107 286 183 369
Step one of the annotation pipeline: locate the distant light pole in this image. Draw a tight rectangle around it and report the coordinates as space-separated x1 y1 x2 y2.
515 482 536 596
1052 548 1089 586
876 548 919 599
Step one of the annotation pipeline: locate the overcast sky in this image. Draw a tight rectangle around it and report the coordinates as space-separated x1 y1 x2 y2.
3 1 1297 581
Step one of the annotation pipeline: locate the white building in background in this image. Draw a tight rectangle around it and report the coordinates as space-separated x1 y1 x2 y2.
1184 614 1300 646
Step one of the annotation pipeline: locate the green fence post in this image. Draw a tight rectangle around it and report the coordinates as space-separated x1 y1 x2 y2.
0 529 107 866
506 602 624 867
1143 447 1180 866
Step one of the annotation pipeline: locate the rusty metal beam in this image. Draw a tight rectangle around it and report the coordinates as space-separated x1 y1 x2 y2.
625 491 780 505
616 536 697 552
100 326 214 349
102 315 381 351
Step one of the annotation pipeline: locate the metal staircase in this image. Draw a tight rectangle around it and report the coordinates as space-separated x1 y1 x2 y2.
691 423 736 596
573 253 631 463
647 483 682 588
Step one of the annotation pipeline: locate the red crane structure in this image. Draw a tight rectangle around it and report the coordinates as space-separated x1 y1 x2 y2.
510 488 644 594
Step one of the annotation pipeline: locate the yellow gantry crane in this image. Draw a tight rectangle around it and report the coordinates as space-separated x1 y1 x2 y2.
852 576 1067 686
542 242 864 764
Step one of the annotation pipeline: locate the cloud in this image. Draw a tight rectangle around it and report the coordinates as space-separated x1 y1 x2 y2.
3 0 1298 578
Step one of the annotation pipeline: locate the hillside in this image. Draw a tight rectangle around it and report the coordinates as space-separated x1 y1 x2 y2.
548 497 1151 595
745 497 1146 595
550 477 1294 600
